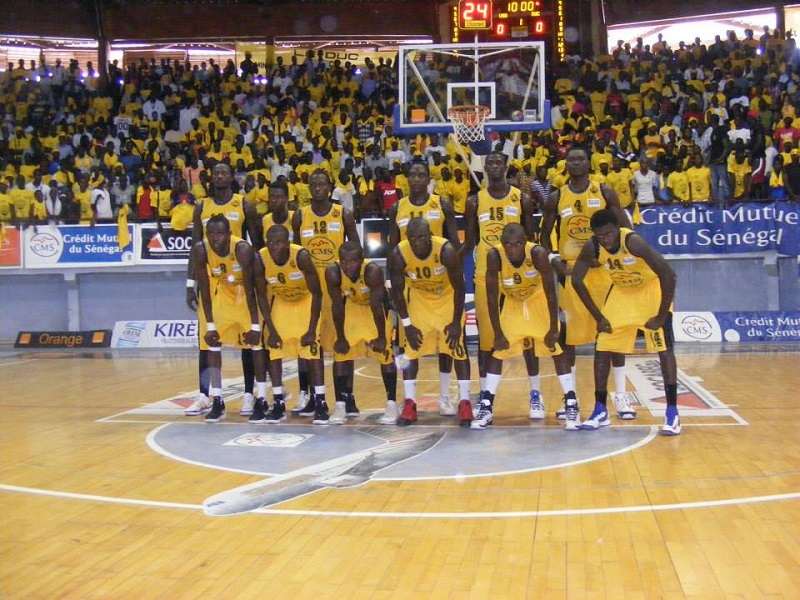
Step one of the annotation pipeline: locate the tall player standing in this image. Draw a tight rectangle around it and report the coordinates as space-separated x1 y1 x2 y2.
461 151 537 414
291 169 360 423
541 146 634 429
387 160 463 421
185 163 263 417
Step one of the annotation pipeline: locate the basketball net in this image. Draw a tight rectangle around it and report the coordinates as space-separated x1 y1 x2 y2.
448 105 490 145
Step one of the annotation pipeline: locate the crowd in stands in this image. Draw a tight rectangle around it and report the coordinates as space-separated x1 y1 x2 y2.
1 25 799 230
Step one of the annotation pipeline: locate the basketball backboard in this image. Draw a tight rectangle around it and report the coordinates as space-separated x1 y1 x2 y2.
394 40 549 136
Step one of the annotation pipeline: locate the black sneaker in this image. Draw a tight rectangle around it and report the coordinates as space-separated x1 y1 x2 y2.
248 398 267 423
265 402 286 424
205 397 226 423
312 401 330 425
344 393 360 417
297 392 316 416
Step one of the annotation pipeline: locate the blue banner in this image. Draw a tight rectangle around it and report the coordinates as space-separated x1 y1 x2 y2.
23 224 134 268
715 311 800 342
636 202 800 256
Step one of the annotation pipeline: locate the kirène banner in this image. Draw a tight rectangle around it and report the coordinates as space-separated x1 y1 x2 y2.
672 311 800 343
138 224 193 264
23 224 134 268
111 319 199 348
636 202 800 256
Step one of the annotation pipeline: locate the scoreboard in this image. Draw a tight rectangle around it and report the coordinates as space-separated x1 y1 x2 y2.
454 0 562 57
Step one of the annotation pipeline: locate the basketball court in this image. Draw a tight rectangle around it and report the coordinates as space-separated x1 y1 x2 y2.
2 343 799 597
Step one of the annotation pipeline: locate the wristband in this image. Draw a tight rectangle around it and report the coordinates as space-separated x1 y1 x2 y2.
401 317 412 327
251 323 261 332
548 253 560 262
206 323 216 331
186 278 196 288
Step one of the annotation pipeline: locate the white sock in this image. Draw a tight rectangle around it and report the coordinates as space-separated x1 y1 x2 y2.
479 376 486 391
210 387 222 398
256 381 267 398
486 373 502 396
613 366 626 394
314 385 325 398
557 373 574 395
440 371 451 398
458 379 470 401
529 375 540 392
403 379 417 400
273 386 283 400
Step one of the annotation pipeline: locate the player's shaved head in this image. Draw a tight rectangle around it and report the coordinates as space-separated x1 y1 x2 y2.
406 217 430 238
339 240 363 259
267 224 290 241
501 222 526 243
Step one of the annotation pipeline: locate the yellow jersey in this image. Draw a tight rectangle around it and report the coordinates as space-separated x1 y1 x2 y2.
259 244 310 303
498 242 543 301
262 210 295 243
395 194 445 241
597 228 658 288
397 236 452 300
339 259 374 307
298 203 345 272
200 193 247 239
556 180 607 262
206 235 247 302
475 186 522 276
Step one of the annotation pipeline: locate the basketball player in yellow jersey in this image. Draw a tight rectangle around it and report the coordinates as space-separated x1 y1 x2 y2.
191 215 267 423
261 181 294 243
387 160 463 420
389 218 472 427
572 209 681 435
461 151 536 405
253 225 325 424
291 169 360 415
326 241 397 425
477 224 580 430
541 146 634 423
185 163 263 418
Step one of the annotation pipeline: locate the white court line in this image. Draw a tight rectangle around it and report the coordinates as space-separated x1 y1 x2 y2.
0 358 37 368
1 482 798 519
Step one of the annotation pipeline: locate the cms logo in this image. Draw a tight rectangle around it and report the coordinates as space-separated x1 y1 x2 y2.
30 232 61 258
308 238 335 260
567 215 591 240
680 315 714 340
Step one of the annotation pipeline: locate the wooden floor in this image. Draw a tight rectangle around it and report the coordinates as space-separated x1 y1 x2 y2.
1 344 800 599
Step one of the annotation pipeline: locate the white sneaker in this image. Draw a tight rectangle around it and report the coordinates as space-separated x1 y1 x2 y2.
564 399 581 431
185 393 211 416
470 401 493 430
292 390 311 414
529 390 545 420
613 392 637 420
555 397 566 420
239 392 255 416
438 396 456 416
379 400 399 425
329 401 346 425
580 403 611 430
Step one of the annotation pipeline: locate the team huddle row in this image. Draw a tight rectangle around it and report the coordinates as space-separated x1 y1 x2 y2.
185 147 682 436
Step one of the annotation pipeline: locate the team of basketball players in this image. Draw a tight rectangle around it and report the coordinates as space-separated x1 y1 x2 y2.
183 146 682 436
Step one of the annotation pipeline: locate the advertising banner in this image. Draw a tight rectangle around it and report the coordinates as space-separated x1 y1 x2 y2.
671 311 800 343
111 320 199 348
23 224 134 268
15 330 111 348
137 223 193 264
0 226 22 268
636 202 800 256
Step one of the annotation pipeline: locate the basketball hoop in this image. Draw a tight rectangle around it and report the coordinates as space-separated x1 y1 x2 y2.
448 104 490 145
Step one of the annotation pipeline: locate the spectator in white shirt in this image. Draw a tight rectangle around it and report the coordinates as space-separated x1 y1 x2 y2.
632 159 657 206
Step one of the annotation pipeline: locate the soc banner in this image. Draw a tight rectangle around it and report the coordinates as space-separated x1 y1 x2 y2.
672 311 800 343
23 224 134 268
636 202 800 256
138 223 193 264
0 225 22 268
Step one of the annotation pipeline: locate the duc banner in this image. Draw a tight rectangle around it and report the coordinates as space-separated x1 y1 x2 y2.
23 224 134 268
672 311 800 343
636 202 800 256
